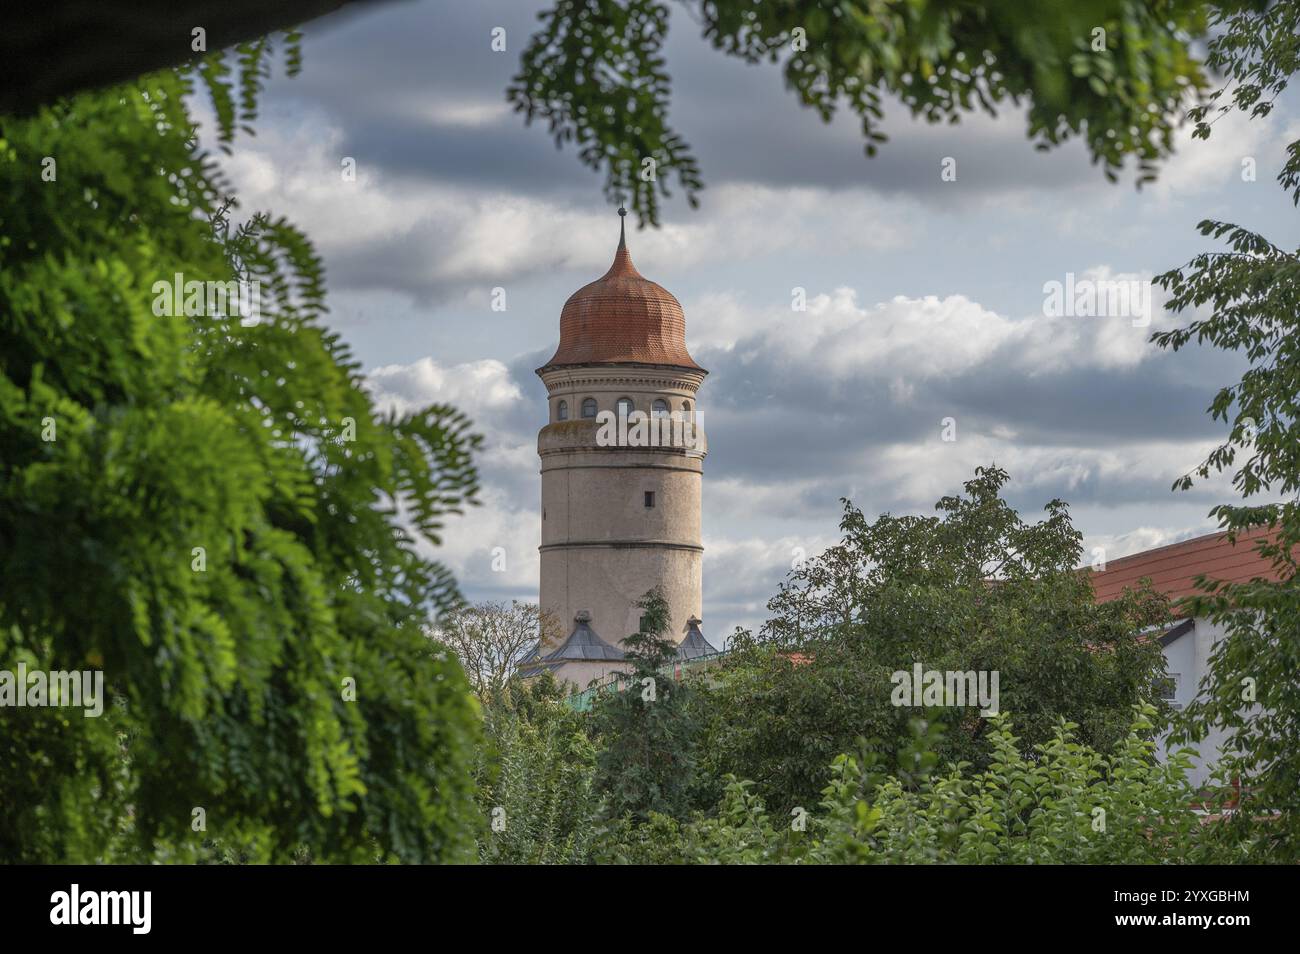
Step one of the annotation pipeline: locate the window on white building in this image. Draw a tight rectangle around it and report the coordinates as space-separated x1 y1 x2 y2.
1158 674 1180 708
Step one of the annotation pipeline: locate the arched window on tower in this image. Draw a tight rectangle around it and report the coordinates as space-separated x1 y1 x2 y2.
580 398 598 419
556 400 568 421
652 399 670 417
616 397 634 419
682 400 692 416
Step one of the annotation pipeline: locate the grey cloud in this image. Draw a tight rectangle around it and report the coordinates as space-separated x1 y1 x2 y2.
276 0 1103 204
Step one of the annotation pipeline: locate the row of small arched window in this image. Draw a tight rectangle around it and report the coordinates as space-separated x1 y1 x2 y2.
556 396 691 421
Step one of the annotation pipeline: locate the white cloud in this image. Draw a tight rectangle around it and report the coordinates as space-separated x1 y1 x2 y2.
868 433 1225 512
366 356 523 420
1154 105 1279 196
706 475 827 523
404 96 513 129
416 484 540 595
366 356 539 597
691 268 1171 382
1083 522 1221 566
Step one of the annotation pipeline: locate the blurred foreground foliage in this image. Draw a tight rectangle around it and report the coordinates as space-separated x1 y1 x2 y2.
511 0 1262 225
0 37 482 863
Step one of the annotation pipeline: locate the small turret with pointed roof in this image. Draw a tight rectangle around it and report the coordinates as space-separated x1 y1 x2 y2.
676 616 718 661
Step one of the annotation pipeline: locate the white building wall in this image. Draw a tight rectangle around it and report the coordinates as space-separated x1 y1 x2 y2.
1157 617 1234 790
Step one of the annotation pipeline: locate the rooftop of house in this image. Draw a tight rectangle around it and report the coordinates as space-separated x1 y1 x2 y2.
1088 525 1286 605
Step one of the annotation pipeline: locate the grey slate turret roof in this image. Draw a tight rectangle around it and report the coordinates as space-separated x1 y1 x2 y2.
518 614 626 675
545 617 627 661
518 614 722 677
675 618 718 660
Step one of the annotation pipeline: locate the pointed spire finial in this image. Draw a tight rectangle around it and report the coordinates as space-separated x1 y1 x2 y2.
603 198 639 278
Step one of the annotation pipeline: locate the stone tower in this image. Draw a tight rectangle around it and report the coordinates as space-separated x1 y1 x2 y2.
526 209 717 688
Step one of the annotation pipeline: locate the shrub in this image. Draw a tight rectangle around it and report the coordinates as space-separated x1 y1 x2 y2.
476 675 598 864
596 707 1226 865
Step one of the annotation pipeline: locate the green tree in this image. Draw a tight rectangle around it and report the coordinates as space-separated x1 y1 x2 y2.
814 708 1205 864
590 588 699 821
0 40 481 862
701 467 1171 813
1148 0 1300 862
0 0 1274 868
598 707 1223 864
1154 218 1300 859
433 600 561 700
475 673 598 864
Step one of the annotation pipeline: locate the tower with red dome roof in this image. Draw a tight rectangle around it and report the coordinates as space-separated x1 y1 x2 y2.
526 209 715 687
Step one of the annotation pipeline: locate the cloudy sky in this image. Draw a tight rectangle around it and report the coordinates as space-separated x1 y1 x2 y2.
209 0 1299 642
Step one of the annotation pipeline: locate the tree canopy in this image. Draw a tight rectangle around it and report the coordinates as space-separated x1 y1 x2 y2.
434 600 560 699
0 39 482 863
590 588 702 821
511 0 1261 224
1146 0 1300 861
599 707 1231 864
702 467 1172 813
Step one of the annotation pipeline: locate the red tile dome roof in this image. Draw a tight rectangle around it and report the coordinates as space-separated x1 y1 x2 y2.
539 213 703 372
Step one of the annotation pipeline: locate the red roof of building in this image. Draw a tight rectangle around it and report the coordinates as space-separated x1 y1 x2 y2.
539 214 703 373
1088 525 1285 605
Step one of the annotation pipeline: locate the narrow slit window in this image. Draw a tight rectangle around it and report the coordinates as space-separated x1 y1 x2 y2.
644 491 655 508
